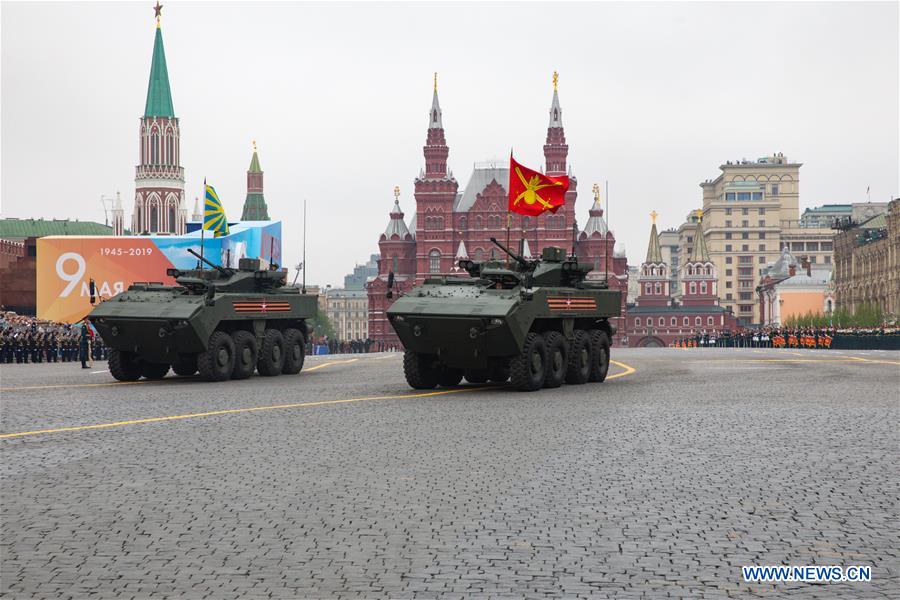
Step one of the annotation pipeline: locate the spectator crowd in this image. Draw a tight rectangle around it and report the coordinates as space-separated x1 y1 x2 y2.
674 325 899 349
0 311 105 366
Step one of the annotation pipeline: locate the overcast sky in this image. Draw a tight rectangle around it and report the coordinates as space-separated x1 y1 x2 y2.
2 1 898 286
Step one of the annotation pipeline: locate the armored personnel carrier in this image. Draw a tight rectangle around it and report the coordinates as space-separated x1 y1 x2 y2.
90 250 317 382
387 238 622 392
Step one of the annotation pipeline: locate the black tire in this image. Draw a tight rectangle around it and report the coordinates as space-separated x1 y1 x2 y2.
543 331 568 389
141 362 170 380
171 354 197 377
197 330 235 382
403 350 440 389
488 363 510 383
231 330 258 380
509 332 547 392
463 369 489 384
565 329 592 385
588 330 611 382
257 329 285 376
282 328 306 374
108 349 142 381
439 367 463 387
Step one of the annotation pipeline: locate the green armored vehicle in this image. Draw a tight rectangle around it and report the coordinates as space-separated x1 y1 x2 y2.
90 250 317 382
387 238 621 392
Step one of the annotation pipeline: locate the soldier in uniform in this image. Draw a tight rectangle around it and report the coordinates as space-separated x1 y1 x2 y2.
79 319 92 369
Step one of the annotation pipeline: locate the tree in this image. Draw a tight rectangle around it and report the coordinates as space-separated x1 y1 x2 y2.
308 312 336 340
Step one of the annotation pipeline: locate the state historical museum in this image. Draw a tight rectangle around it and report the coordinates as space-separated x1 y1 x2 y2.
368 75 629 346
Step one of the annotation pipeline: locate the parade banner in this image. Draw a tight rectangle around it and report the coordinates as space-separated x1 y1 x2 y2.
36 221 281 323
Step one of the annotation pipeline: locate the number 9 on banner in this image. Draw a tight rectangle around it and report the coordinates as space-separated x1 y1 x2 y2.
56 252 86 297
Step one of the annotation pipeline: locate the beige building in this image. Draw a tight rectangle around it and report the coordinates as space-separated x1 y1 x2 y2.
699 153 804 323
833 198 899 317
325 288 369 341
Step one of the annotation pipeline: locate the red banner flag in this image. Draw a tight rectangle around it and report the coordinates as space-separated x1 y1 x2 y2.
508 156 569 217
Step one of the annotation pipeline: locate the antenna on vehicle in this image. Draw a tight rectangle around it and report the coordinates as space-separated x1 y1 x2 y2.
302 199 307 294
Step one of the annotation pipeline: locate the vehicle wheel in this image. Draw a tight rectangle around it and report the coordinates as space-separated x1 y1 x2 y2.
282 328 306 374
463 369 489 384
403 350 440 389
197 330 235 382
172 354 197 376
588 330 611 382
257 329 285 376
231 330 258 380
509 332 547 392
543 331 568 389
565 329 592 385
141 362 170 380
108 349 142 381
488 363 510 383
439 367 463 387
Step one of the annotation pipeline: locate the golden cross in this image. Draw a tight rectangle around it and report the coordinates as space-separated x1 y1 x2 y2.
393 186 400 201
252 140 257 152
433 72 438 92
592 183 600 201
553 71 559 91
650 210 658 224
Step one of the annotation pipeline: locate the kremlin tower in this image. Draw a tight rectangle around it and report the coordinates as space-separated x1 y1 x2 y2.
131 2 186 235
241 142 270 221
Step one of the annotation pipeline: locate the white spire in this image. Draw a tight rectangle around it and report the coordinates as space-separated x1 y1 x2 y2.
522 239 532 259
455 240 468 259
191 196 202 222
429 72 442 129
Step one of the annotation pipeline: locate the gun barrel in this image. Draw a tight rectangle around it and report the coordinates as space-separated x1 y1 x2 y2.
187 248 231 276
488 237 527 266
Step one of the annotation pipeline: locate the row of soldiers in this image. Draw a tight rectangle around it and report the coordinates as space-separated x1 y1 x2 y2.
675 328 836 349
0 311 106 366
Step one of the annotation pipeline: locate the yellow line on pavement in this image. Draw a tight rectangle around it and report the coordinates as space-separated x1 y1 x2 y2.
0 358 357 392
607 360 636 380
696 357 900 365
0 360 638 439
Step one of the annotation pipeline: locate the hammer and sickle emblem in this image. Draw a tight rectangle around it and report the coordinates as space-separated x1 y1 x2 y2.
513 166 563 209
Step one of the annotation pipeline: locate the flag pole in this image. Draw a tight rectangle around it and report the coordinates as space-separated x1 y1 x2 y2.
606 180 611 285
506 150 513 267
199 177 206 270
302 198 307 294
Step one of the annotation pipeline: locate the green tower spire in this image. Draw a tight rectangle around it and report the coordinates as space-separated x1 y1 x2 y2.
144 24 175 118
242 141 270 221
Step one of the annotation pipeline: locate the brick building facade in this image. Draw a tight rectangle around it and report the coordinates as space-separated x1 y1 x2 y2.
833 198 899 317
624 215 737 347
367 75 628 346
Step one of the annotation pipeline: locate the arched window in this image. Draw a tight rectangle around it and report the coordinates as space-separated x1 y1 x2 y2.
476 216 483 229
707 316 714 326
635 317 641 327
151 131 159 164
654 282 661 294
428 250 440 273
168 206 176 233
695 317 702 326
645 283 652 294
392 256 398 272
690 282 697 295
700 282 707 294
683 317 689 326
149 203 159 232
658 317 664 326
458 217 467 230
671 317 677 326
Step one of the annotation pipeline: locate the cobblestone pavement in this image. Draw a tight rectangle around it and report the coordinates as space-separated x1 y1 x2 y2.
2 348 898 599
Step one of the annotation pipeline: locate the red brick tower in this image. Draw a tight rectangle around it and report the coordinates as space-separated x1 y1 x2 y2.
543 71 578 235
636 212 670 308
133 4 186 235
368 187 417 347
414 73 459 278
680 215 719 307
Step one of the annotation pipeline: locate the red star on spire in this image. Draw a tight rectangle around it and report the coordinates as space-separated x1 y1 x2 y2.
154 1 163 20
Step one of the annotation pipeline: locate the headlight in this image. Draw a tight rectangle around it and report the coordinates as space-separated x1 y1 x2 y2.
111 326 120 336
413 325 422 337
394 315 405 322
490 318 503 326
469 327 479 339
